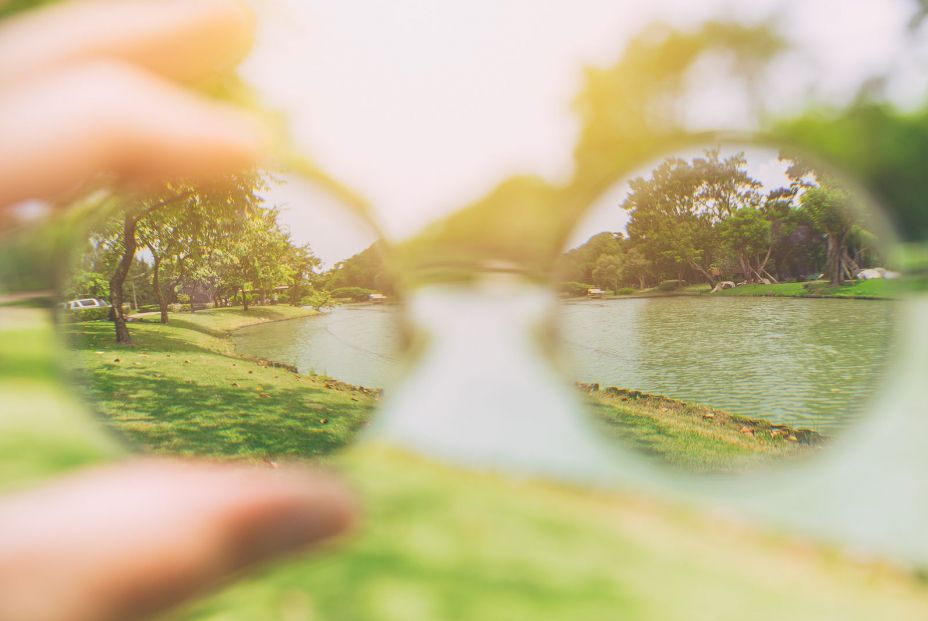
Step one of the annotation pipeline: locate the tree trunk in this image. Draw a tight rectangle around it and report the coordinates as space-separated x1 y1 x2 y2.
241 286 249 311
826 235 846 285
687 260 716 287
738 254 754 283
150 252 169 324
110 213 137 344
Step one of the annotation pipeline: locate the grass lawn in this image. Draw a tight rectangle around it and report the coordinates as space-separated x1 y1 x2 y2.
711 278 921 299
4 306 928 620
63 306 375 461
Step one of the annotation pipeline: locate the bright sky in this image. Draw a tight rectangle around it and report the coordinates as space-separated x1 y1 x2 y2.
243 0 924 264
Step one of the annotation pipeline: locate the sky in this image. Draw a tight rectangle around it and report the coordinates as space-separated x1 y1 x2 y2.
243 0 925 264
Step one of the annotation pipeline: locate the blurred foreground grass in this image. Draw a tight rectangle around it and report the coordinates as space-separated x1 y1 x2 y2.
3 306 928 620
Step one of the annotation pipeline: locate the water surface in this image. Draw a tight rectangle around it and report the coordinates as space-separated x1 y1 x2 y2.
562 296 896 431
233 298 896 431
232 305 400 388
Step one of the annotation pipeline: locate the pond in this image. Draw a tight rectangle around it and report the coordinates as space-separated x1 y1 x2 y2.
232 305 401 388
562 296 896 432
233 297 896 432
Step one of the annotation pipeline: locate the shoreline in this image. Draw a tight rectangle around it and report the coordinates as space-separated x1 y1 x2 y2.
223 307 818 450
580 383 824 445
562 278 916 302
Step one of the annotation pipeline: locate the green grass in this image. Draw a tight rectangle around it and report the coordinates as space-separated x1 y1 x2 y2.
63 306 375 461
588 389 815 474
712 278 921 299
163 446 928 621
5 306 928 621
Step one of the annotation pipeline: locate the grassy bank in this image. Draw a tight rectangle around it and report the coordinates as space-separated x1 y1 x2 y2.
64 306 376 461
4 307 928 621
567 276 927 301
587 387 817 473
712 279 905 299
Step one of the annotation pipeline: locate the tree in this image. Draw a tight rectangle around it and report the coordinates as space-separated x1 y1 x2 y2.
137 203 189 323
105 174 267 342
624 150 764 286
286 243 322 305
718 207 777 282
592 253 624 292
323 243 393 294
800 185 858 284
622 247 653 290
559 232 624 283
64 270 108 301
108 187 194 343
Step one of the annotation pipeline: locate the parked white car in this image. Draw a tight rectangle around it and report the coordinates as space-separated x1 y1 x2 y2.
59 298 111 310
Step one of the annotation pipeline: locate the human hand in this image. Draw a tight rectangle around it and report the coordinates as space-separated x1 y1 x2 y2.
0 461 356 621
0 0 269 208
0 2 358 620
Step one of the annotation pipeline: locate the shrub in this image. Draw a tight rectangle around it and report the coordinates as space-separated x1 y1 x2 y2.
62 307 110 322
658 279 685 292
615 287 637 296
301 290 333 310
560 282 595 297
329 287 373 302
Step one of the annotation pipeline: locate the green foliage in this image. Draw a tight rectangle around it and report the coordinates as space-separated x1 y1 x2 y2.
300 289 333 310
61 307 110 323
591 253 624 291
658 279 685 291
329 287 374 302
625 150 762 283
323 243 393 294
63 271 108 301
559 232 624 283
0 0 60 20
775 103 928 241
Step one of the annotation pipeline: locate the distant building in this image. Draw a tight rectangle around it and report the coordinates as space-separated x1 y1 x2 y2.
587 288 605 299
369 293 387 303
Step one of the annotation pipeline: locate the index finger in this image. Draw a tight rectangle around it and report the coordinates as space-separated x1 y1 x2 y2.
0 0 256 87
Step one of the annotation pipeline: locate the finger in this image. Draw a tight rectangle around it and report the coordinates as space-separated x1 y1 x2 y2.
0 61 270 207
0 0 256 87
0 459 357 621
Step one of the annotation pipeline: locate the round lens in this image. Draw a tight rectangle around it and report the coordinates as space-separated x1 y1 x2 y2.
555 142 905 474
59 170 399 460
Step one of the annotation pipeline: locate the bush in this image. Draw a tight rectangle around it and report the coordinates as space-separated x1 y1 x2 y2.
560 282 595 297
615 287 637 296
62 307 110 322
301 290 333 310
658 279 685 292
329 287 373 302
